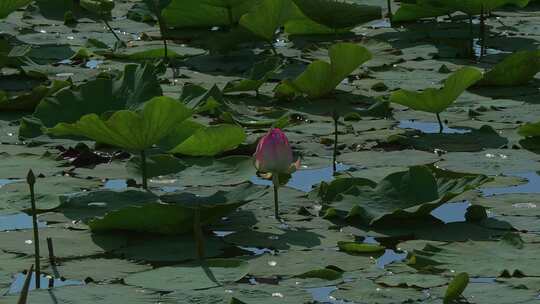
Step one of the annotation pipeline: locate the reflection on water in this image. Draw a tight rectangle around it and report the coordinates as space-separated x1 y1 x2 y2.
85 60 103 69
481 172 540 196
376 249 407 269
0 213 47 231
104 179 127 190
307 286 354 304
0 179 21 187
238 246 275 256
430 201 471 224
398 120 470 134
8 272 84 294
251 164 351 192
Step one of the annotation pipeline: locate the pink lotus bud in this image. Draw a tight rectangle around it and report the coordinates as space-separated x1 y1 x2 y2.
254 128 298 174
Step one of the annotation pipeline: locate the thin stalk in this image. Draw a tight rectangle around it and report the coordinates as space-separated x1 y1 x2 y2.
227 6 234 28
469 15 474 58
46 237 56 266
387 0 393 21
269 41 278 56
16 265 34 304
436 113 444 134
480 5 486 58
272 174 280 220
332 111 339 175
153 0 168 61
103 18 122 42
193 206 205 260
27 170 40 289
140 150 148 190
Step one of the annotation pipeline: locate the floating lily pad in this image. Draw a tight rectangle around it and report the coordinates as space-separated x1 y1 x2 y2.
125 258 249 291
409 233 540 276
59 183 264 234
313 165 490 226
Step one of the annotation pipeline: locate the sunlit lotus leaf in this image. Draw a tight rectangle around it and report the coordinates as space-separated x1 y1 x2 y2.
239 0 294 41
479 50 540 86
292 0 381 30
275 43 372 98
47 96 192 151
390 67 482 114
162 0 257 28
0 0 31 19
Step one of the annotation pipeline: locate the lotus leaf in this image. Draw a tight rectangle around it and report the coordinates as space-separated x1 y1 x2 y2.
519 120 540 138
275 42 372 98
409 233 540 276
479 50 540 86
20 63 163 138
223 57 282 94
125 258 249 291
47 96 192 151
59 183 265 234
390 67 482 114
313 165 490 226
162 0 256 28
169 124 247 156
444 272 469 304
239 0 294 42
292 0 381 30
0 0 31 19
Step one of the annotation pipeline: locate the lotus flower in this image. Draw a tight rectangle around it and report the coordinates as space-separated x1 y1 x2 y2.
254 128 299 219
254 128 299 174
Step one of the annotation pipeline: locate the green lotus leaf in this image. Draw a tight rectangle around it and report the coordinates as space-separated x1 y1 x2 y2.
444 272 469 304
20 63 163 138
275 42 372 98
518 121 540 138
169 124 247 156
313 165 490 226
0 0 31 19
393 1 454 22
393 0 529 21
478 50 540 86
239 0 294 41
390 67 482 114
0 80 70 112
284 3 337 35
59 183 265 234
162 0 256 28
337 241 385 254
447 0 529 14
292 0 381 30
47 96 192 151
223 57 282 94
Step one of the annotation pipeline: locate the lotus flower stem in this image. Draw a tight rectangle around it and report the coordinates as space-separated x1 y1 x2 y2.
46 237 56 266
468 15 474 57
140 150 148 190
332 111 339 175
272 174 280 220
226 6 234 27
153 0 168 62
103 19 122 43
436 113 444 134
27 170 40 289
16 264 34 304
193 206 205 260
387 0 392 21
480 5 486 58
